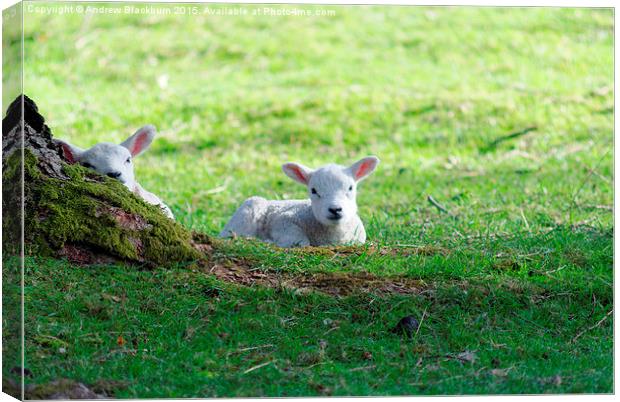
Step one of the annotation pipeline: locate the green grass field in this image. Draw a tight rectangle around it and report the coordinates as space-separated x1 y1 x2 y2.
3 3 614 396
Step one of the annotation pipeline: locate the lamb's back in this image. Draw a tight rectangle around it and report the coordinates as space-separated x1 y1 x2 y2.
257 199 314 240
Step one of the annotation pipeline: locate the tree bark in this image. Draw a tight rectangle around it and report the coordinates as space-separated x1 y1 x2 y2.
2 95 210 266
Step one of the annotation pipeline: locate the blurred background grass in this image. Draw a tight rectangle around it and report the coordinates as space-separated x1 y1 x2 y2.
20 4 613 238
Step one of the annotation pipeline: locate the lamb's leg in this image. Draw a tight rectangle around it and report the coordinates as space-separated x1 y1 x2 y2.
350 217 366 244
219 196 265 238
133 183 174 219
270 221 311 248
159 204 174 220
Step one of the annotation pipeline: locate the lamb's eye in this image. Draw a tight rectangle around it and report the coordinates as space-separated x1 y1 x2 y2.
348 185 353 191
126 157 131 163
311 188 320 197
81 162 93 169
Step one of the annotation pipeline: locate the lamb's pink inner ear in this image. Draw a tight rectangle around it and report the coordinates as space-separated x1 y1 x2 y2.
130 132 149 157
355 160 374 180
290 165 308 184
61 143 76 164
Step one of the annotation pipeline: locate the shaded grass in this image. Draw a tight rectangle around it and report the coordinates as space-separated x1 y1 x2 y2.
7 230 613 396
2 3 613 397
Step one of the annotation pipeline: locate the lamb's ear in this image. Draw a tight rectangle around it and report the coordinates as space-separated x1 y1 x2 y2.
347 156 380 182
56 140 84 164
282 162 314 185
120 125 156 157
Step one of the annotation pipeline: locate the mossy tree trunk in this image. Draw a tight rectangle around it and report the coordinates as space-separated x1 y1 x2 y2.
2 95 210 266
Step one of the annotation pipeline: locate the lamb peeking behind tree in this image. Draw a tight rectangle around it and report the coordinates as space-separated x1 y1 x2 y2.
56 125 174 219
219 156 380 247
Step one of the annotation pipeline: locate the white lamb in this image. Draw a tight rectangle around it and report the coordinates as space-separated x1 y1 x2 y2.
219 156 380 247
56 125 174 219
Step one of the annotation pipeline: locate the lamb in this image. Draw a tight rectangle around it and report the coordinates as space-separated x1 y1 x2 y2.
56 125 174 219
219 156 380 247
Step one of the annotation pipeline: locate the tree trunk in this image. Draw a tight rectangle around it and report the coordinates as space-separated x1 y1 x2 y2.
2 95 210 266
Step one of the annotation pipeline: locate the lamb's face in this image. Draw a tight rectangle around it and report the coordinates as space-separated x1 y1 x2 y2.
79 143 135 189
307 165 358 226
282 156 380 228
57 125 157 191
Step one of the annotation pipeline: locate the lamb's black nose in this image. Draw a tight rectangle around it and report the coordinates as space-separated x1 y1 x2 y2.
107 171 121 179
328 207 343 218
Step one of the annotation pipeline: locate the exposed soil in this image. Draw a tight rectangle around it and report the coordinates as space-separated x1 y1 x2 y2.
207 258 424 297
57 244 119 266
202 243 439 297
287 270 423 297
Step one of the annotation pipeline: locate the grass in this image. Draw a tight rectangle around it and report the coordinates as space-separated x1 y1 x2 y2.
2 2 614 396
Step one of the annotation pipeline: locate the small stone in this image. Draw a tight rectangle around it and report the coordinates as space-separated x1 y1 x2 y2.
58 347 67 354
457 350 477 363
390 316 420 338
491 368 509 377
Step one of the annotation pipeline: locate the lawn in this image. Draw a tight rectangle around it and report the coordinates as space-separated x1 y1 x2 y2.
2 3 614 397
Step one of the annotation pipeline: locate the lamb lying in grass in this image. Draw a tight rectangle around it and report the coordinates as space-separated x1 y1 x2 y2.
219 156 380 247
57 125 174 219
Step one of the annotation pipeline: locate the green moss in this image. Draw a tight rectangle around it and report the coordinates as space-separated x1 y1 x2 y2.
2 150 24 256
3 149 202 265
